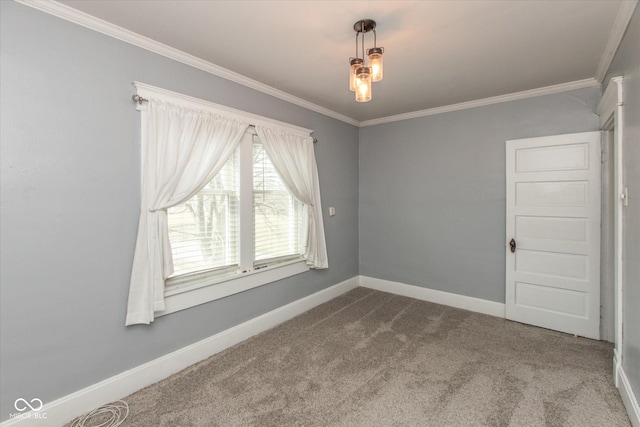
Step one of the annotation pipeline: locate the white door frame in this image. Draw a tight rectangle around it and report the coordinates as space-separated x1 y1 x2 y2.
596 76 624 383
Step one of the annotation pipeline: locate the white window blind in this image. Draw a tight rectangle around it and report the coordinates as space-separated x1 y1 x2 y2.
166 134 304 280
167 148 240 277
252 137 304 264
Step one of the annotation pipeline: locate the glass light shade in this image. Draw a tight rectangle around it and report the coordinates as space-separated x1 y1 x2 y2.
368 47 383 82
349 58 364 91
355 67 372 102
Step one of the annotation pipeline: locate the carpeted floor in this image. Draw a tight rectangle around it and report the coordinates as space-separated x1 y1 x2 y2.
86 288 631 426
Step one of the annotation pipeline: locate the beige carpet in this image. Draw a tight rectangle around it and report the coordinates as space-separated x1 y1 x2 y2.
80 288 630 426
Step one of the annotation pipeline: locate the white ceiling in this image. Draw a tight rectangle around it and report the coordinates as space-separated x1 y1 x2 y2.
56 0 629 123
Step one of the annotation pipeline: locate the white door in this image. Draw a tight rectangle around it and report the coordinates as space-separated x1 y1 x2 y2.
506 131 601 339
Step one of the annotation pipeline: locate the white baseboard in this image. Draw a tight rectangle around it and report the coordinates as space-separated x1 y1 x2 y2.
358 276 506 318
8 275 634 426
614 349 622 387
0 277 359 427
617 360 640 427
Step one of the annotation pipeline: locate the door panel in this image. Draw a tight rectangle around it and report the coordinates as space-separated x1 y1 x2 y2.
516 181 589 206
514 282 588 317
515 143 589 172
516 250 587 280
516 216 587 241
506 132 601 339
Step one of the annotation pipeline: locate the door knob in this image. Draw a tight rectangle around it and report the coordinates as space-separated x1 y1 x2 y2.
509 238 516 253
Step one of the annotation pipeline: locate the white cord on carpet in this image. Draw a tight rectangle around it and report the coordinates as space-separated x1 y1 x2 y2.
70 400 129 427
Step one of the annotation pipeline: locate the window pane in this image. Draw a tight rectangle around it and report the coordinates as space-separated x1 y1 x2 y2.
167 149 240 276
253 139 303 263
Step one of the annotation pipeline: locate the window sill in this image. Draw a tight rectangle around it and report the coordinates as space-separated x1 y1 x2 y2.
155 259 310 318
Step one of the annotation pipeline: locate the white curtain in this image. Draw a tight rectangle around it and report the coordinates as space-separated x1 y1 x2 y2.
126 100 249 325
256 126 328 269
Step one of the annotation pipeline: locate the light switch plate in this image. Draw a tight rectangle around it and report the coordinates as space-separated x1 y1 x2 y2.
329 207 336 216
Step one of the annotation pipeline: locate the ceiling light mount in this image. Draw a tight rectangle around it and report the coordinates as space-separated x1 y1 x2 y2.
354 19 376 34
349 19 384 103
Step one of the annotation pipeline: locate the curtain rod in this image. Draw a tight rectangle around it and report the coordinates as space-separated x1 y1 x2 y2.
132 94 148 104
132 95 316 143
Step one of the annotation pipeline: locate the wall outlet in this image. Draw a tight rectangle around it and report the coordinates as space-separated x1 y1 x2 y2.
329 207 336 216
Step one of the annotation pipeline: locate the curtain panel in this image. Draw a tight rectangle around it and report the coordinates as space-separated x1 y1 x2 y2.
256 126 328 269
126 100 249 325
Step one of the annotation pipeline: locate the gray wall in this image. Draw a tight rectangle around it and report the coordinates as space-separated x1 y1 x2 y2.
359 88 601 303
2 0 637 423
604 4 640 409
0 1 359 420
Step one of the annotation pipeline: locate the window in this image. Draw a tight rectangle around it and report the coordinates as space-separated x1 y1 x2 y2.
165 132 305 290
126 82 327 326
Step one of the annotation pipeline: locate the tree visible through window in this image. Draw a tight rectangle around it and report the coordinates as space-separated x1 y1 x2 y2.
253 138 304 263
167 149 239 276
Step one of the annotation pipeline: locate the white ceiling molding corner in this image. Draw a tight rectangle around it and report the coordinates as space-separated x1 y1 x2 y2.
595 0 639 82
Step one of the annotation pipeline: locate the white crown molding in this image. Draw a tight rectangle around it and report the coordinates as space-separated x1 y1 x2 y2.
360 78 601 127
595 0 639 83
13 0 628 129
597 76 624 127
14 0 360 127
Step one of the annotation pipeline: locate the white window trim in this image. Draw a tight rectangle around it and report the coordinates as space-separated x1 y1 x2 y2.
157 259 309 317
133 82 313 318
133 81 312 137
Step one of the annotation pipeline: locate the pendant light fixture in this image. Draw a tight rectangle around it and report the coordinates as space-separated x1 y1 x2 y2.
349 19 384 102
